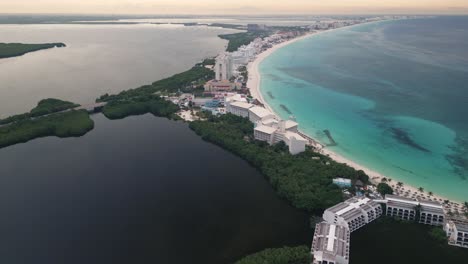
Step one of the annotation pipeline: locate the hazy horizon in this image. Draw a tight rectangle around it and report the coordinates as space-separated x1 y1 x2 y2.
1 1 468 15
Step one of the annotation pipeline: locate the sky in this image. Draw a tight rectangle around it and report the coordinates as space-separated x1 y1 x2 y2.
1 0 468 15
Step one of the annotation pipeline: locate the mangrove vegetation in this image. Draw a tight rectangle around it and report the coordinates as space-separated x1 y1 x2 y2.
189 113 370 212
0 98 79 125
0 43 66 59
235 246 310 264
0 110 94 149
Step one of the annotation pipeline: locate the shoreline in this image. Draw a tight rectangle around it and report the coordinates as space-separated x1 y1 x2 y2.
246 28 465 209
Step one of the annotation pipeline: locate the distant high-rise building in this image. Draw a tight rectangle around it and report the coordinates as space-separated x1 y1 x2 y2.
215 53 232 81
247 24 267 32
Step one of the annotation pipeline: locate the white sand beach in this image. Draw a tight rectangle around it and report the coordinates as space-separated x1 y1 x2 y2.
246 31 466 211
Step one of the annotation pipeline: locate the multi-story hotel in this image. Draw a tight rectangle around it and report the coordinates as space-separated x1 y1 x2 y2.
253 119 307 155
226 100 307 155
215 53 233 81
323 197 383 232
385 195 444 226
445 219 468 249
385 195 418 221
225 101 253 118
311 222 351 264
419 200 445 226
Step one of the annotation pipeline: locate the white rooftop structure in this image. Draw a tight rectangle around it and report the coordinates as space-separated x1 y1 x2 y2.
323 197 383 232
226 101 253 118
249 106 275 124
312 222 351 264
254 125 277 135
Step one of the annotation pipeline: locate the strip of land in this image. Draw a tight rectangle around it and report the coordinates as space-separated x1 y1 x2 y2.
0 99 94 149
0 43 66 59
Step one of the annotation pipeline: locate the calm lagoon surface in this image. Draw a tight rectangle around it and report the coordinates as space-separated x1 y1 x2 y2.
0 114 311 264
260 16 468 201
0 23 236 117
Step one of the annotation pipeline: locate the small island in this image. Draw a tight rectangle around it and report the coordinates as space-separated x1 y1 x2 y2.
0 42 66 59
0 98 93 149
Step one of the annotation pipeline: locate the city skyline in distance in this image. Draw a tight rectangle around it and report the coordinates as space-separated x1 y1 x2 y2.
1 0 468 15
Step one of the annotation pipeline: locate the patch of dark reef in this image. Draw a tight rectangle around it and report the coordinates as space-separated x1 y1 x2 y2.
446 136 468 180
280 104 292 115
389 127 430 153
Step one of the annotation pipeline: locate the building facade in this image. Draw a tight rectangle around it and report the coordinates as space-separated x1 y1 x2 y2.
204 80 241 92
226 101 253 118
385 195 444 226
323 197 383 232
215 53 233 81
385 195 418 221
311 222 351 264
419 201 445 226
445 219 468 249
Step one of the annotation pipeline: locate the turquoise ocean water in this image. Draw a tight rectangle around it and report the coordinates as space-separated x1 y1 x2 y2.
260 17 468 201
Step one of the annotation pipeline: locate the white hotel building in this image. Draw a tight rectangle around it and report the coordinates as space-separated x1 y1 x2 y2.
385 195 445 226
225 101 253 118
225 101 307 155
311 222 351 264
323 197 383 232
445 219 468 249
215 53 233 81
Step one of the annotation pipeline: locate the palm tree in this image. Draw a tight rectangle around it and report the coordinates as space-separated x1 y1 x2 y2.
464 201 468 211
381 177 388 183
418 187 424 193
397 182 403 187
428 191 433 196
388 178 392 182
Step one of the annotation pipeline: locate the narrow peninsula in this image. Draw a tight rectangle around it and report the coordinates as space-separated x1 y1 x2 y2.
0 98 93 149
0 42 66 59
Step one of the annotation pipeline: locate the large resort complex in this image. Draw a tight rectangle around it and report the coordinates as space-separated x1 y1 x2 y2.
311 194 467 264
167 20 468 264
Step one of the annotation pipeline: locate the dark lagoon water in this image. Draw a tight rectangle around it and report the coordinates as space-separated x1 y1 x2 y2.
260 16 468 201
0 114 311 264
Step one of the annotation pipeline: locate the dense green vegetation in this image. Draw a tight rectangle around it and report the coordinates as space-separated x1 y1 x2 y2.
189 114 369 212
218 32 271 52
377 182 394 195
98 64 214 102
0 43 65 59
352 217 468 264
235 246 310 264
102 95 179 120
0 110 94 149
0 98 79 125
97 61 215 120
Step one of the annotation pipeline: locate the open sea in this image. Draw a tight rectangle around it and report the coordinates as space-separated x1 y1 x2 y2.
260 16 468 201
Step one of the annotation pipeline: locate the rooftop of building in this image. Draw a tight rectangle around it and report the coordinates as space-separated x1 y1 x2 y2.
326 197 379 221
312 222 349 258
455 222 468 233
261 118 278 126
249 106 274 119
254 125 277 135
284 131 307 142
283 120 298 129
333 178 352 184
385 194 419 205
229 101 253 110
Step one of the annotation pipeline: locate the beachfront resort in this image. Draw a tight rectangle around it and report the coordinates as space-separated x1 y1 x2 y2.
166 18 468 263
